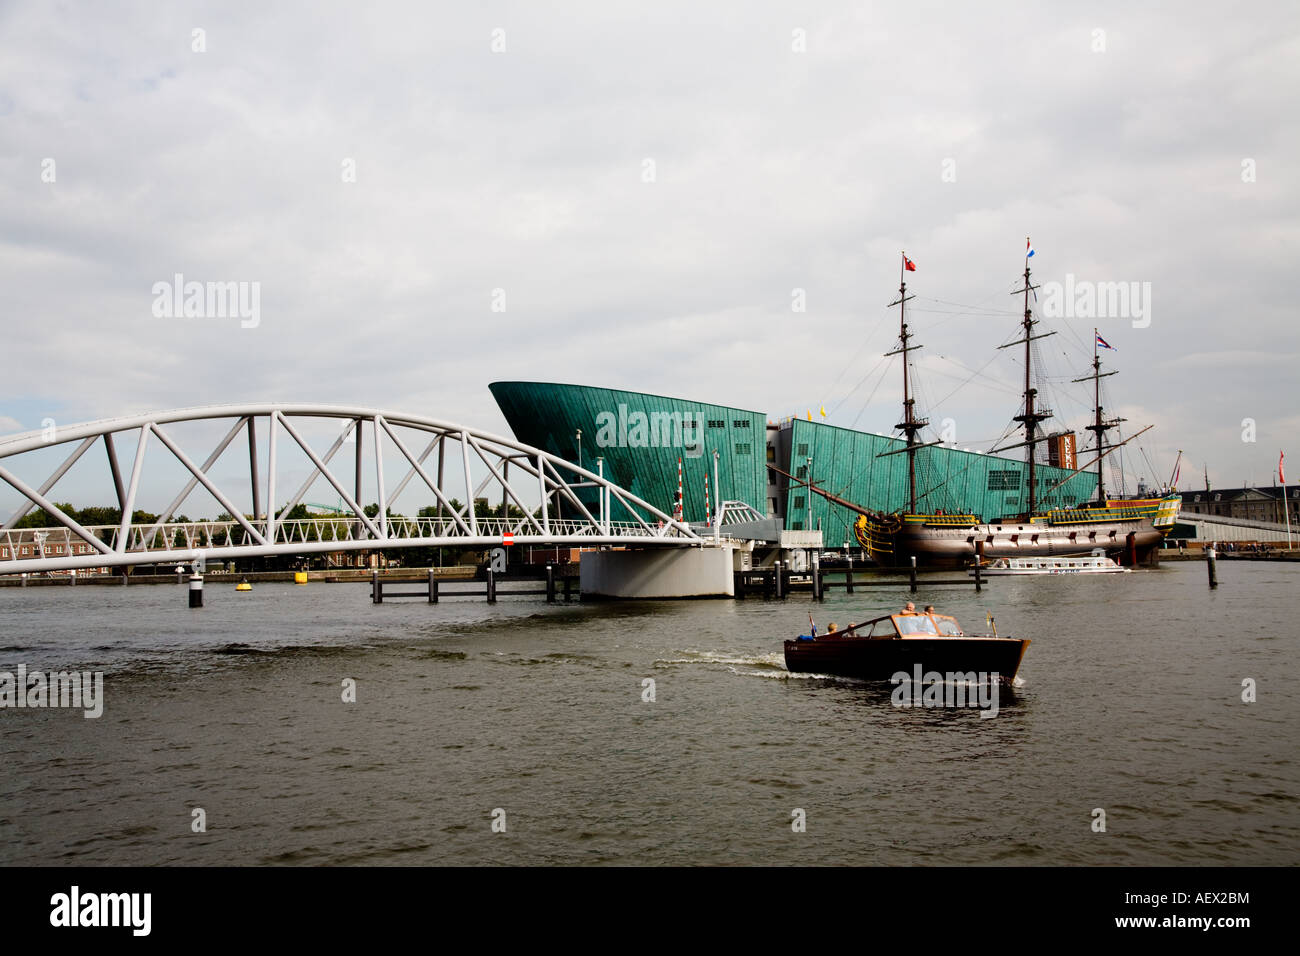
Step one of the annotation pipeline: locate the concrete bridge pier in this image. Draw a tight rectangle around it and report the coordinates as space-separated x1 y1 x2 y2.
579 544 738 598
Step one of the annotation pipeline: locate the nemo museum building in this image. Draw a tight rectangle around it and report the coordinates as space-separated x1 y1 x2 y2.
488 381 1098 550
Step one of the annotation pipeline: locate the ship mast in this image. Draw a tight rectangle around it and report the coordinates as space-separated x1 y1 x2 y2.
1073 328 1123 504
887 252 926 513
1003 240 1051 517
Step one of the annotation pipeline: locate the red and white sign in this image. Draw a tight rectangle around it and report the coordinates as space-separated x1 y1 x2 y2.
502 532 514 546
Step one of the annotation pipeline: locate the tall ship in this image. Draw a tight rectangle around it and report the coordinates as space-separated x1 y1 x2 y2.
794 244 1181 567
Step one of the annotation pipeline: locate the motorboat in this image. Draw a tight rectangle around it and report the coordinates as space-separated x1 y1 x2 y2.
783 610 1029 683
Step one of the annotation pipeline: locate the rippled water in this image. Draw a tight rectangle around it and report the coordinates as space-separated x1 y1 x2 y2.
0 562 1295 865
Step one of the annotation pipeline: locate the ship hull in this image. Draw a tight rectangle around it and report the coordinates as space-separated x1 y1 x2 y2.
892 519 1166 569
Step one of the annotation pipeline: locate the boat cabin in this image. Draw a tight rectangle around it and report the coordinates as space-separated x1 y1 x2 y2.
818 611 967 641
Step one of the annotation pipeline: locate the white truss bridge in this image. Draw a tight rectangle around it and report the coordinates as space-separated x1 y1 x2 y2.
0 404 703 575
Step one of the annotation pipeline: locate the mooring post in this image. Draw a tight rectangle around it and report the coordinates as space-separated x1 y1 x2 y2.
909 556 918 593
845 555 854 594
1207 543 1218 588
486 567 496 603
428 568 438 604
371 568 381 604
188 572 204 608
973 554 983 593
775 560 784 599
20 573 27 588
70 569 77 587
546 565 555 604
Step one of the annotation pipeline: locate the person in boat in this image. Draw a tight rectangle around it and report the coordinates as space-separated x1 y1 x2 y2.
901 601 916 613
923 604 935 614
827 622 837 633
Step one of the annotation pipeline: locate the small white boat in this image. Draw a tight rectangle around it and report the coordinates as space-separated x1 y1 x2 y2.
968 554 1129 576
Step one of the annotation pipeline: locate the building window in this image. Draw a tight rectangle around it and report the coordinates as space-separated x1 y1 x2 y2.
988 470 1021 491
793 496 806 509
733 420 751 429
796 465 807 479
791 521 803 530
707 419 725 429
766 446 775 462
797 443 809 457
734 443 751 455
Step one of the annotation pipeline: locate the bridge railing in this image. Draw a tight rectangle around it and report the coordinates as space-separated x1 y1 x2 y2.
1 517 694 563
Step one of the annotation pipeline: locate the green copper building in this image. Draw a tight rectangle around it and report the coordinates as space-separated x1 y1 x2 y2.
489 382 1097 539
490 382 766 524
774 417 1097 546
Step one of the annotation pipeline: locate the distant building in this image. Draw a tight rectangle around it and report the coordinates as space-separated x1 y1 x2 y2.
1179 486 1300 525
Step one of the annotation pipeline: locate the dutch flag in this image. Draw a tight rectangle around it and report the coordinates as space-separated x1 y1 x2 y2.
1096 333 1116 351
1025 237 1035 259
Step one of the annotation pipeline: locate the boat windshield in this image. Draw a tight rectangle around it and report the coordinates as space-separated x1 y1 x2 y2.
894 614 939 636
931 615 963 636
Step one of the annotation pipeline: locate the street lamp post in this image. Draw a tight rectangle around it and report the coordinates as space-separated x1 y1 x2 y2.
596 456 606 534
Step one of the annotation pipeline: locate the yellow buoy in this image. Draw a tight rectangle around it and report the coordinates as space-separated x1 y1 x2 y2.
236 581 252 592
293 571 308 585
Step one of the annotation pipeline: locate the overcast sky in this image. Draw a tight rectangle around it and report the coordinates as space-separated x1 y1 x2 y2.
2 0 1297 513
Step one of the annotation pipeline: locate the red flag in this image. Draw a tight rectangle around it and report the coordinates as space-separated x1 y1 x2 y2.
1280 450 1287 485
903 255 916 272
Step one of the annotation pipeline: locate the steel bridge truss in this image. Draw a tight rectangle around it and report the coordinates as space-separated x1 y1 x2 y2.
0 404 701 574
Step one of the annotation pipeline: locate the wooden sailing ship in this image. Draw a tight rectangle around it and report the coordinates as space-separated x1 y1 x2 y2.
792 244 1181 568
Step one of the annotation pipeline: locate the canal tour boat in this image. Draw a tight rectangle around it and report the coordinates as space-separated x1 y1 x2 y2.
784 610 1029 684
967 554 1128 576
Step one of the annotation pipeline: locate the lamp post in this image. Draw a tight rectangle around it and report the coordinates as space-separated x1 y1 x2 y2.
712 449 722 544
576 429 583 471
596 455 606 534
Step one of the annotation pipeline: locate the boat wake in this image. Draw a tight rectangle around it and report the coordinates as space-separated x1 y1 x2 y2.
654 650 786 669
655 649 849 682
726 665 845 681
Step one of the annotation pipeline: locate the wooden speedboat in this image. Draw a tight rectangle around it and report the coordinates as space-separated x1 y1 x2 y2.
783 611 1029 683
968 554 1127 575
